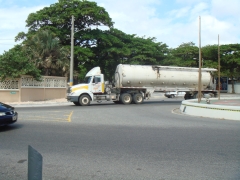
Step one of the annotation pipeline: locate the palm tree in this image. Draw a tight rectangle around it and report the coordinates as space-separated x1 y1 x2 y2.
24 30 70 76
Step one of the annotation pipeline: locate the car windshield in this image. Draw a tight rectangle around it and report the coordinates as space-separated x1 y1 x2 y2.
83 76 92 84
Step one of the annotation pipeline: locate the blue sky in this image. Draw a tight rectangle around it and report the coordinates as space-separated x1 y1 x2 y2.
0 0 239 54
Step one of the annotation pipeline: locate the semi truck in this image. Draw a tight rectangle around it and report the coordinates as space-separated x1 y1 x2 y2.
67 64 217 106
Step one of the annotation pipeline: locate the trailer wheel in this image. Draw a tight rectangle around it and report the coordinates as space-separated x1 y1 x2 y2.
133 93 143 104
78 94 91 106
120 93 132 104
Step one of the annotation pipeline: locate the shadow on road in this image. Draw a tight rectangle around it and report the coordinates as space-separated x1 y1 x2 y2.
0 124 23 132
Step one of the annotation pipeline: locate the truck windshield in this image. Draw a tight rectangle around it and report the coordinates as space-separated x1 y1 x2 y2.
83 76 92 84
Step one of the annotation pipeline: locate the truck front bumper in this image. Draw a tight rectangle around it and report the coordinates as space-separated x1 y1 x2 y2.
67 95 79 102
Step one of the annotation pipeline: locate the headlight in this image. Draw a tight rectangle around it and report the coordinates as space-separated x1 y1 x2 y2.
0 112 6 116
67 87 72 93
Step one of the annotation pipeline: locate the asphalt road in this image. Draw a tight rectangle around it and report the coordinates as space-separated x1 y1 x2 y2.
1 99 240 180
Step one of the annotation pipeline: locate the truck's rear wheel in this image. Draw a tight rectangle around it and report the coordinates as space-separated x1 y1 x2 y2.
78 94 91 106
120 93 132 104
133 93 143 104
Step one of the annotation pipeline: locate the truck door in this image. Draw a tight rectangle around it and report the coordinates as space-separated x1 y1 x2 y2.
91 75 103 93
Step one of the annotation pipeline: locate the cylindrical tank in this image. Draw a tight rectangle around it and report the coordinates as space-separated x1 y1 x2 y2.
114 64 216 90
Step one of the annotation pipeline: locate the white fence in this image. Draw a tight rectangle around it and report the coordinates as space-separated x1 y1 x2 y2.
0 76 67 102
0 76 67 89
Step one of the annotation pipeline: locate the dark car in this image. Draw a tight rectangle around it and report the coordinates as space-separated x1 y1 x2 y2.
0 102 18 126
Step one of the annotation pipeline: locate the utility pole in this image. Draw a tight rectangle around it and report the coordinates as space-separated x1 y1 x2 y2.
70 15 74 87
198 16 202 103
218 35 221 100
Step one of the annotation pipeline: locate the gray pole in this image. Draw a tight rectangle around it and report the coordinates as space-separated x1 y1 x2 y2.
70 15 74 86
198 16 202 103
218 35 221 100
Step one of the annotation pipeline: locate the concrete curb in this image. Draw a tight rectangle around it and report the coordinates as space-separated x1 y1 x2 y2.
180 97 240 121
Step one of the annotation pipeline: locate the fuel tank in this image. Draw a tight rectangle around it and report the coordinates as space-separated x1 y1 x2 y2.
114 64 217 90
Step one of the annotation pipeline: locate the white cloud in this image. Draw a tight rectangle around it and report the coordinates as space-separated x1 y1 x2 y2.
97 0 239 48
190 2 209 17
168 6 192 19
95 0 165 37
0 6 44 54
201 15 239 45
211 0 240 18
176 0 207 5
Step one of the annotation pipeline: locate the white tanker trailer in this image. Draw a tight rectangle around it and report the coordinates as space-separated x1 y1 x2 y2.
67 64 217 106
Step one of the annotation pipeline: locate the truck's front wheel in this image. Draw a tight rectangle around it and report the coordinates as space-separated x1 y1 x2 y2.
120 93 132 104
79 94 91 106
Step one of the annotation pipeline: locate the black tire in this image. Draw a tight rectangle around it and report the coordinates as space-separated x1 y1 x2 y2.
132 93 143 104
170 94 175 98
73 102 80 106
78 94 91 106
120 93 132 104
184 93 191 100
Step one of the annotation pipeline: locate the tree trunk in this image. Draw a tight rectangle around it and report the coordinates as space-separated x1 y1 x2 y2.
231 76 235 94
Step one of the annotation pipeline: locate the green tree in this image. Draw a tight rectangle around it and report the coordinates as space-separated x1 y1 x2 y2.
128 36 168 65
220 44 240 93
200 44 240 93
92 28 132 81
201 45 218 69
15 0 113 79
13 0 171 82
0 45 41 80
163 42 199 67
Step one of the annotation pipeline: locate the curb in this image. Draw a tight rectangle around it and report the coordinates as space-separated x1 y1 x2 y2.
180 97 240 121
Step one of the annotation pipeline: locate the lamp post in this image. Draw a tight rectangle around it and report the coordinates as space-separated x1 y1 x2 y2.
198 16 202 103
218 35 220 100
69 15 74 87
